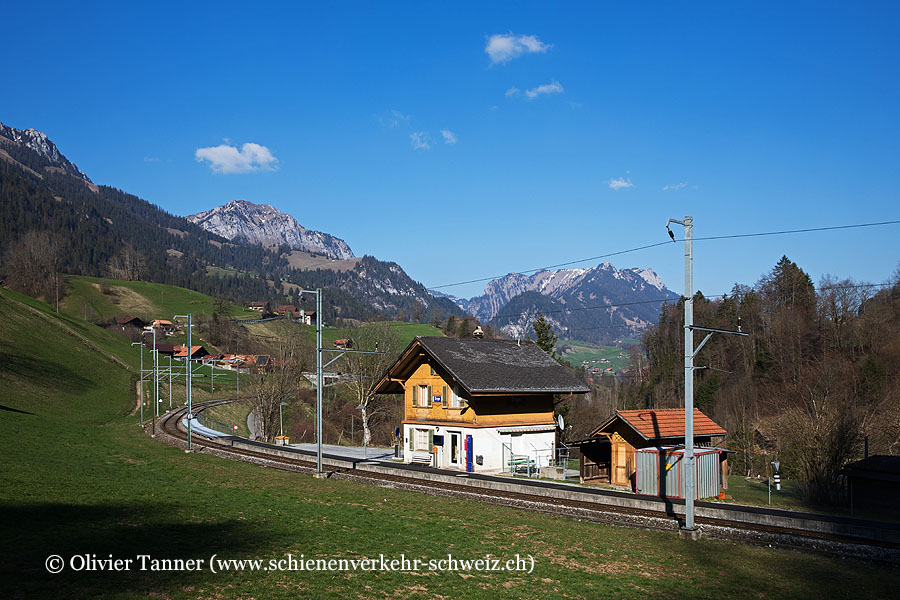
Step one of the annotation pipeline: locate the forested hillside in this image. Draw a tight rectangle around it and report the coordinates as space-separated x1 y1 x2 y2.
0 133 464 324
622 256 900 503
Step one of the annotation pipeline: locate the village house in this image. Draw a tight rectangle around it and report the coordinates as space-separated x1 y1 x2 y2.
109 315 147 336
173 345 209 361
372 337 589 473
572 408 727 490
150 319 179 335
247 302 267 312
277 305 300 319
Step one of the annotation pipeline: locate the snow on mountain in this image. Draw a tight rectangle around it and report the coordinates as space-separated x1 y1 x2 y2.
0 122 91 182
466 264 674 322
186 200 354 260
460 262 679 344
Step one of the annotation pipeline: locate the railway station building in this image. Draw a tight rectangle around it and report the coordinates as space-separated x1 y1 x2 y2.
372 337 589 473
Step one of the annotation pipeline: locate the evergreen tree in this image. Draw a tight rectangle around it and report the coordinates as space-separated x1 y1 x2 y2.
533 312 558 357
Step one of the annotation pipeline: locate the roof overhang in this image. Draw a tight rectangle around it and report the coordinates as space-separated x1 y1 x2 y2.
496 424 556 434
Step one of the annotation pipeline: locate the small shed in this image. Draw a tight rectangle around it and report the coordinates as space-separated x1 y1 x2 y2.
634 446 728 499
572 408 726 489
843 455 900 516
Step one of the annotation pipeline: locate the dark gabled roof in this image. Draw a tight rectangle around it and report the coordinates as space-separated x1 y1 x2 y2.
589 409 726 441
843 455 900 483
372 336 590 395
115 315 146 326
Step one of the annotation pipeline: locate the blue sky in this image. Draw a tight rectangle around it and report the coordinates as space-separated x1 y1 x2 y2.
3 1 899 300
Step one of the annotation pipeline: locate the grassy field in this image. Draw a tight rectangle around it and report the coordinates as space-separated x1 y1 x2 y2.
720 475 809 512
244 319 443 352
559 339 631 371
2 287 899 599
61 275 258 322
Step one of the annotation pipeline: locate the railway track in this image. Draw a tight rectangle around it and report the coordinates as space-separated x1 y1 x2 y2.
155 400 900 563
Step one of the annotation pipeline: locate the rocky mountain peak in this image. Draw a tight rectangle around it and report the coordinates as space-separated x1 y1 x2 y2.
0 121 91 182
186 200 354 260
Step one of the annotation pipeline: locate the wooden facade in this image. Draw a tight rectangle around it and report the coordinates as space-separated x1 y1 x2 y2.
573 409 727 490
373 337 589 472
401 362 556 431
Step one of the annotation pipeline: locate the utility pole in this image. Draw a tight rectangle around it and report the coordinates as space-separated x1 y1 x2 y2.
174 314 193 451
316 289 323 474
666 216 747 538
144 327 158 436
297 288 384 476
131 342 144 426
298 289 324 474
667 216 697 533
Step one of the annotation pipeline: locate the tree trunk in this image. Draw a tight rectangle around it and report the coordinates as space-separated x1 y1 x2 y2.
361 403 371 447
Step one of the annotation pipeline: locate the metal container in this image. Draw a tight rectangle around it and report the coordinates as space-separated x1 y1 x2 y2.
635 446 723 499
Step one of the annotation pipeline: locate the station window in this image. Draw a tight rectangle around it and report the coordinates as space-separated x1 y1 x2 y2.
413 428 430 451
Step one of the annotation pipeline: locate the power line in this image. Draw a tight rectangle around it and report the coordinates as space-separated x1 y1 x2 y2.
429 218 900 291
496 280 895 333
682 219 900 244
492 295 689 321
429 241 673 290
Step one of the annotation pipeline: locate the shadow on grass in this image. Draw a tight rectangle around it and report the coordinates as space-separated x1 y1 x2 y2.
0 502 277 599
0 352 96 394
0 404 35 415
669 532 900 600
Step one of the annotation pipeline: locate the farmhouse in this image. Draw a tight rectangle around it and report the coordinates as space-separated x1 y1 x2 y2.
173 345 209 361
110 315 147 335
372 337 589 473
150 319 179 335
572 408 727 489
277 305 300 318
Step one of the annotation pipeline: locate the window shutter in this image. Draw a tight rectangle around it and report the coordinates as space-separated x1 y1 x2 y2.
411 386 416 408
441 385 448 408
459 389 467 409
428 429 434 448
408 430 413 451
427 385 432 405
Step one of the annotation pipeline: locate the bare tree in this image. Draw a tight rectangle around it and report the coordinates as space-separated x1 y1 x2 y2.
247 328 312 442
2 230 60 302
771 354 861 504
339 322 403 446
107 245 147 281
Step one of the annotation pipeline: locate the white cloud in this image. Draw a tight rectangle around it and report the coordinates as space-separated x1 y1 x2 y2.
143 157 160 163
389 109 410 128
525 80 564 99
609 177 634 190
505 87 521 97
663 181 688 191
410 132 431 151
441 130 458 145
195 142 278 174
486 33 552 64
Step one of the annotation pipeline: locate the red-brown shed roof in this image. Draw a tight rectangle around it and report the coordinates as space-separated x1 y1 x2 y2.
593 408 726 440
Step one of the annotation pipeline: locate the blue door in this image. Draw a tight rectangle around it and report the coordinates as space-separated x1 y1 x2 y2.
466 435 474 472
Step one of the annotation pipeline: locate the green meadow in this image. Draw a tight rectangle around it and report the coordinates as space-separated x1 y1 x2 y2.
1 286 897 599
